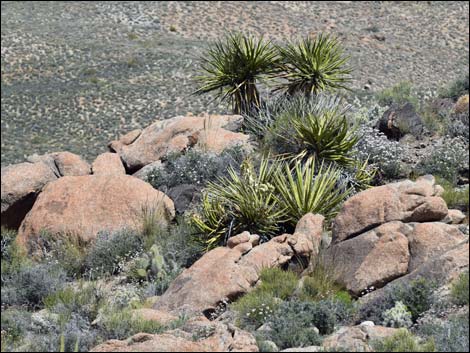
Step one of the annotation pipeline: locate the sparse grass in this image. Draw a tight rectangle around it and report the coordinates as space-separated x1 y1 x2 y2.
371 329 435 352
435 177 469 211
257 268 298 300
450 271 469 306
376 81 419 108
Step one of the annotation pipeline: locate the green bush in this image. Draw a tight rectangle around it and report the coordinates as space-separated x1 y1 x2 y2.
439 73 469 100
300 259 345 302
371 329 435 352
1 227 28 282
277 34 352 96
257 268 298 300
195 32 279 114
382 301 413 328
98 308 164 340
435 177 469 210
376 81 419 108
231 291 279 330
0 308 32 350
450 271 469 306
84 229 143 279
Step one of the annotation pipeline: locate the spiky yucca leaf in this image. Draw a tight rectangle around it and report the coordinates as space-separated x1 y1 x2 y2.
274 157 351 223
293 110 360 166
192 158 288 249
195 32 279 114
277 34 352 96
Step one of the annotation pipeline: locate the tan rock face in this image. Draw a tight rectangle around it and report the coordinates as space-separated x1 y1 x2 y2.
92 153 126 175
333 176 447 243
153 235 295 317
17 175 175 251
1 162 58 229
109 114 251 171
49 151 91 176
289 213 324 256
326 222 411 295
407 222 466 271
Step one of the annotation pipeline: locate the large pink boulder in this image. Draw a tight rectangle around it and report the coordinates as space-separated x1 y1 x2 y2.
17 175 174 251
332 176 448 243
92 153 126 175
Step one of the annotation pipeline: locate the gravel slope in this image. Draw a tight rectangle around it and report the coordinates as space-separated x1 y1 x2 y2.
1 1 469 165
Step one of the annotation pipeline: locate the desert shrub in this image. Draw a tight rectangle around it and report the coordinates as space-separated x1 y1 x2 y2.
376 81 419 108
354 125 405 180
382 301 413 328
439 73 469 100
257 268 298 300
195 32 279 114
1 262 67 308
98 307 164 340
0 308 32 350
300 258 346 302
1 227 28 282
445 110 469 140
274 157 351 224
357 292 396 325
40 235 88 279
43 282 104 324
147 147 246 190
267 299 350 349
417 137 469 184
390 278 436 322
232 291 278 331
192 158 287 248
84 229 143 279
371 328 435 352
436 177 469 210
276 34 352 96
417 312 469 352
450 271 469 306
231 268 298 330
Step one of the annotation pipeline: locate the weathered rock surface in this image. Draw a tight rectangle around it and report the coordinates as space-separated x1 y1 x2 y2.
326 222 411 295
132 160 164 181
17 175 175 251
376 102 424 140
322 325 398 352
289 213 324 257
109 114 251 172
332 176 447 243
27 151 91 177
1 162 58 229
153 240 293 317
91 320 258 352
92 153 126 175
2 152 91 229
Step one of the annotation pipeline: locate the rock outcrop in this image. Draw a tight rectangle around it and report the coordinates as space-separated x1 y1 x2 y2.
108 114 251 172
327 176 467 295
153 213 324 318
92 152 126 175
17 175 175 251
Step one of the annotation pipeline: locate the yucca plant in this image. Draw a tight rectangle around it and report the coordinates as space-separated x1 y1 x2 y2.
195 32 279 114
273 157 351 223
277 34 352 96
192 158 288 249
292 107 360 166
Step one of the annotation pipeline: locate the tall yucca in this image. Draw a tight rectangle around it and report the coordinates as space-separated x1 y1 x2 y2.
195 32 279 114
277 34 352 96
